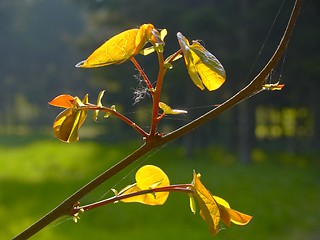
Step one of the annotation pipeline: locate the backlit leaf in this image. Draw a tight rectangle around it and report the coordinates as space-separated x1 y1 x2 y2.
263 81 285 91
159 102 187 115
213 195 252 226
140 29 167 55
192 171 220 235
225 207 253 225
50 95 88 143
93 90 105 121
177 32 226 91
189 193 197 214
191 172 252 234
48 94 75 108
119 165 170 205
76 24 155 68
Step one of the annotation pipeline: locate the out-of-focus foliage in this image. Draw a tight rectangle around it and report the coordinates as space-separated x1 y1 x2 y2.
1 0 319 153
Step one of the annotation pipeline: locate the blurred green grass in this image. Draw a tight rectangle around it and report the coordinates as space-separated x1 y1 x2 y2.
0 138 319 239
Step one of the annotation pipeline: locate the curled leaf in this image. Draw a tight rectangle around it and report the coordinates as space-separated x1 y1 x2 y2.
119 165 170 205
48 94 75 108
159 102 187 115
192 171 220 235
188 193 197 214
76 24 156 68
49 95 88 143
140 28 167 55
177 32 226 91
104 105 116 118
191 172 252 234
93 90 105 121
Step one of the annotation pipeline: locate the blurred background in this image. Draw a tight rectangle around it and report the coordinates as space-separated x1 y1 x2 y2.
0 0 319 239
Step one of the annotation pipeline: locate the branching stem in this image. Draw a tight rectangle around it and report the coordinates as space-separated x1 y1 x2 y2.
84 104 148 138
78 184 193 212
13 1 302 239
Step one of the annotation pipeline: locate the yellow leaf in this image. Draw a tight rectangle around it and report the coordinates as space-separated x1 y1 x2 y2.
213 195 252 226
164 50 183 66
192 171 220 235
191 173 252 234
159 102 187 115
263 81 285 91
225 207 253 225
120 165 170 205
76 24 155 68
51 95 88 143
93 90 105 121
188 193 196 214
177 32 226 91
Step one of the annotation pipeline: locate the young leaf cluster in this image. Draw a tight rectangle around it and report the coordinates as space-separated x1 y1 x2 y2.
50 23 227 143
73 165 252 235
47 23 258 236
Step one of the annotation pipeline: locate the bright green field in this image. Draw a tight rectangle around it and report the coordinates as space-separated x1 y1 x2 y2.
0 138 319 240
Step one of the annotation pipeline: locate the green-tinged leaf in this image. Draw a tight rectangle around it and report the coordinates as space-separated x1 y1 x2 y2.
140 46 156 56
76 24 155 68
159 29 167 41
189 193 197 214
119 165 170 205
190 41 226 91
177 32 226 91
159 102 187 115
104 105 116 118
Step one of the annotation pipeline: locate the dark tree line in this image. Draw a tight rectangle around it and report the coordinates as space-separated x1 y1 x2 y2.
0 0 318 159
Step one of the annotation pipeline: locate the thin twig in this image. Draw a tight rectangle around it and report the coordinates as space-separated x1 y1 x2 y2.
12 1 302 239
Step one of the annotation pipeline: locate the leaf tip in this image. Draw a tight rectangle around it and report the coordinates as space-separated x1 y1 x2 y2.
75 60 86 68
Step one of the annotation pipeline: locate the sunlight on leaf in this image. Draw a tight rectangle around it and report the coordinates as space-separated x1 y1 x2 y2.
164 50 182 66
214 195 252 226
76 24 156 68
119 165 170 205
140 29 167 55
177 32 226 91
93 90 105 121
159 102 187 115
104 105 116 118
48 94 75 108
191 172 252 234
188 193 197 214
192 171 220 235
49 94 88 143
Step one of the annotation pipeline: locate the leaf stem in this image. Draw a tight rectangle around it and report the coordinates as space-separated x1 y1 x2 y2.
149 51 166 138
84 104 148 138
131 57 154 93
78 184 193 212
13 1 302 238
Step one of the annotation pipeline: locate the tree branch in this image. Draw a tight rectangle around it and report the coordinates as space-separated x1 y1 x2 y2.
13 0 302 239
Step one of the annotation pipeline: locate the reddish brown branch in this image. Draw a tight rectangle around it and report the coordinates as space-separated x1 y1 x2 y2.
12 1 302 239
